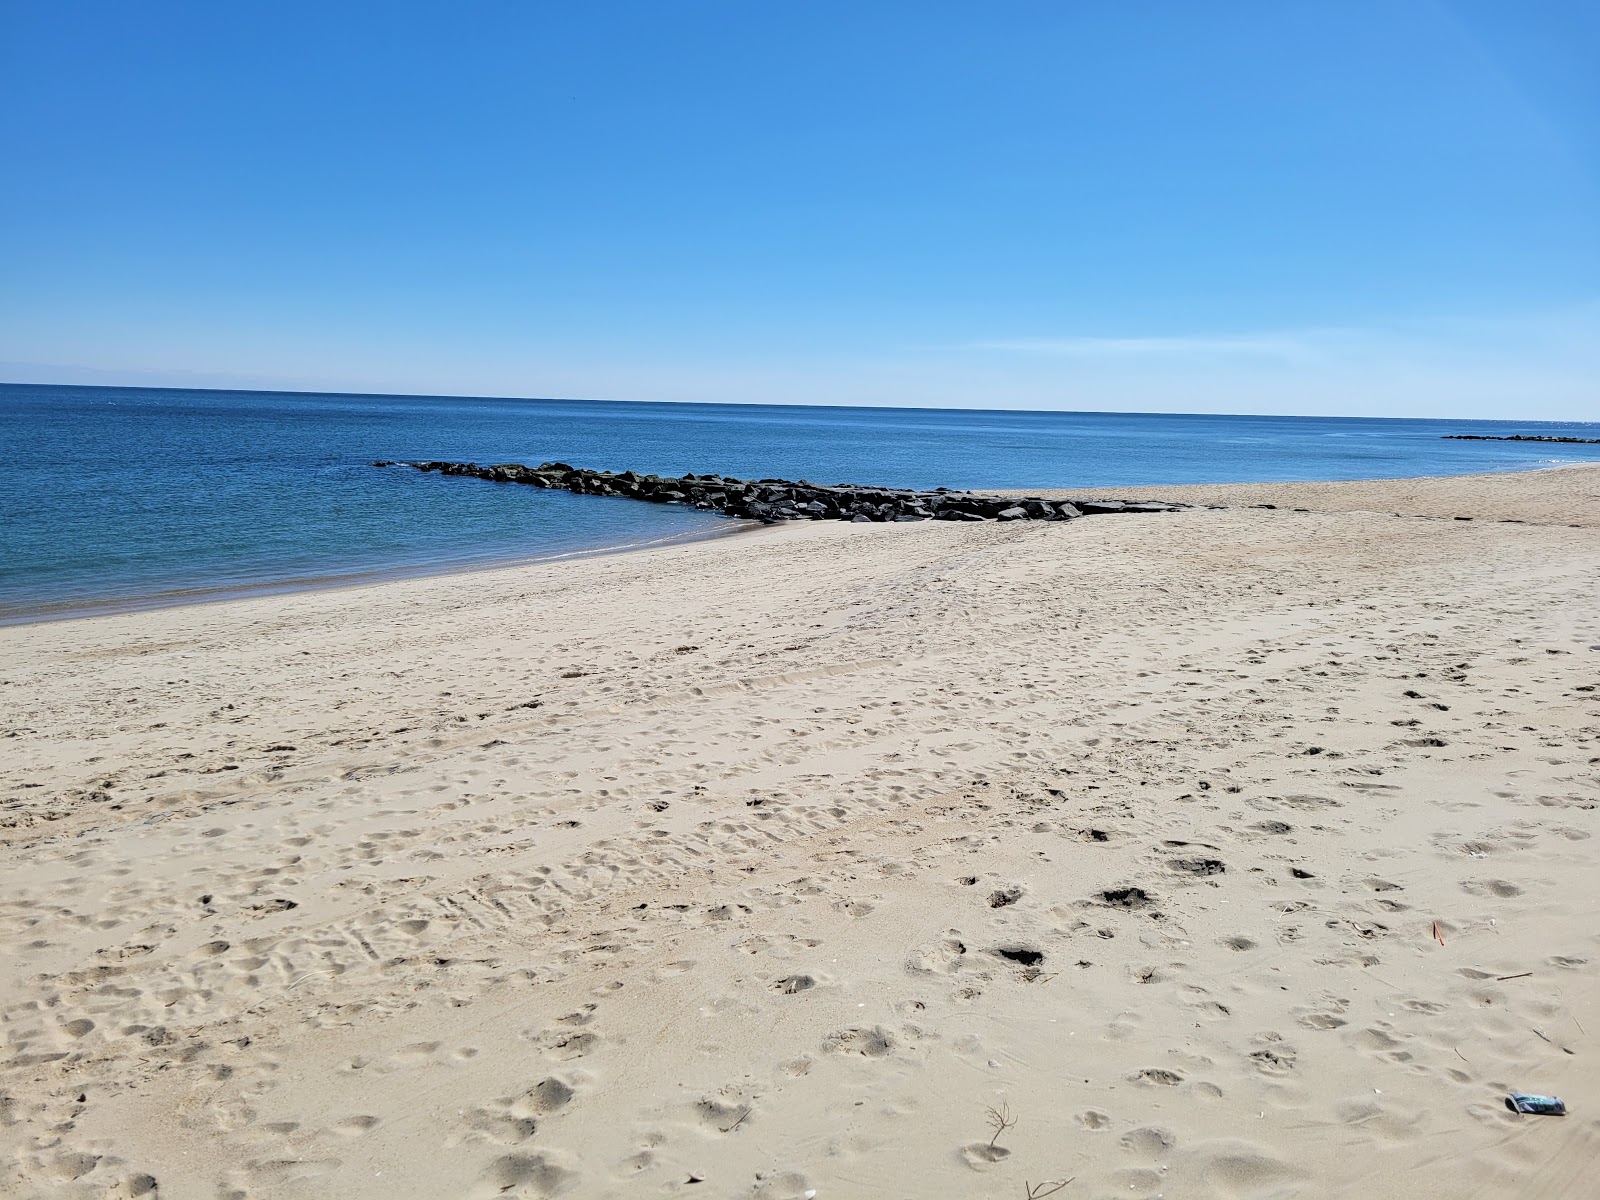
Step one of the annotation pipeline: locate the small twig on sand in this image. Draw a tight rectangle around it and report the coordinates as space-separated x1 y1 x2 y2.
720 1108 749 1134
1497 972 1532 982
1025 1179 1074 1198
986 1102 1017 1152
1532 1028 1552 1044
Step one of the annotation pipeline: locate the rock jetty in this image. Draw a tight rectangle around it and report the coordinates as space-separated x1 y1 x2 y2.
1443 434 1600 445
373 460 1203 524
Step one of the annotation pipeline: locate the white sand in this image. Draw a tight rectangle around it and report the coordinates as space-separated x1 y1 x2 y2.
3 466 1598 1199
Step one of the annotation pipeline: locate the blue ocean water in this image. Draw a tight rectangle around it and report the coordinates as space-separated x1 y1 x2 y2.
3 382 1598 622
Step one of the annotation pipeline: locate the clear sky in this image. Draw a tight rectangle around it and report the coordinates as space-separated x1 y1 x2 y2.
2 1 1596 417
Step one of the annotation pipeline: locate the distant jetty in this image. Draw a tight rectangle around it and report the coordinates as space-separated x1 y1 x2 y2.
1443 434 1600 445
374 460 1204 523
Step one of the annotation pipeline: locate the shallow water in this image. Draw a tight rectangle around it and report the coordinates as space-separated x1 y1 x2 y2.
3 382 1596 620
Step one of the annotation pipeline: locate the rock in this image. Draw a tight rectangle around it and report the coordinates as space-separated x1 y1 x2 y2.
1443 433 1600 444
387 462 1198 527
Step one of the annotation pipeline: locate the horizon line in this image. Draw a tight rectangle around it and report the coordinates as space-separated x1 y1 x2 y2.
3 377 1595 428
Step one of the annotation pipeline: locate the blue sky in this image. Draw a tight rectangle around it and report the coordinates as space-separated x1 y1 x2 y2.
2 1 1596 417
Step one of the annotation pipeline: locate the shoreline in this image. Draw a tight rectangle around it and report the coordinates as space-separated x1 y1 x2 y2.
6 460 1597 630
0 518 756 629
3 465 1598 1197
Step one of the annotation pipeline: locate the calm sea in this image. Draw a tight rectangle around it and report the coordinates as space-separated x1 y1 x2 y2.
3 382 1597 622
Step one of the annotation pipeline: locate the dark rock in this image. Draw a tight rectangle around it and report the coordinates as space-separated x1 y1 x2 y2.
1444 434 1600 444
385 461 1202 528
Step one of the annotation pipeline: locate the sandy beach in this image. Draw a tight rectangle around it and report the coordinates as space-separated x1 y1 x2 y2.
3 464 1598 1200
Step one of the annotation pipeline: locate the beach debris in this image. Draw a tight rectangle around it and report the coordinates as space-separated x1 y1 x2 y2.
1433 921 1445 945
1530 1028 1575 1054
986 1102 1017 1152
1497 971 1532 981
1026 1180 1075 1198
1506 1093 1567 1116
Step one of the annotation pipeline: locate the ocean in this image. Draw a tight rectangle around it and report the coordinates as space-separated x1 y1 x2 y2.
3 382 1597 623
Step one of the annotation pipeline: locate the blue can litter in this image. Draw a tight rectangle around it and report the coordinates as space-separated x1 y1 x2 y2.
1506 1093 1566 1116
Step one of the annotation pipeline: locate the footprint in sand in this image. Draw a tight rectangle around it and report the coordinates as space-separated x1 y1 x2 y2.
1128 1068 1183 1086
529 1025 601 1061
959 1142 1011 1168
1247 1033 1298 1074
1100 886 1158 910
461 1108 537 1145
824 1026 897 1057
1293 997 1349 1030
691 1096 753 1134
1189 1142 1307 1197
513 1077 576 1117
987 885 1022 908
473 1153 575 1199
1169 856 1226 877
1460 878 1523 897
991 945 1045 969
1120 1125 1178 1159
908 933 968 974
331 1115 381 1137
